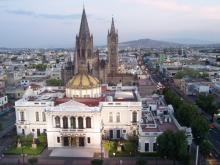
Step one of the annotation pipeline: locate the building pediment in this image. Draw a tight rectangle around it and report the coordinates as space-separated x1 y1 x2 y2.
48 99 100 112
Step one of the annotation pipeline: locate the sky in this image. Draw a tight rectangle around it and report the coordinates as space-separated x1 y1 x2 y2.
1 0 220 48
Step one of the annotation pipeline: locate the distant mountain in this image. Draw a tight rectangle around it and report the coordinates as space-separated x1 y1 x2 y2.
119 38 183 48
164 38 218 45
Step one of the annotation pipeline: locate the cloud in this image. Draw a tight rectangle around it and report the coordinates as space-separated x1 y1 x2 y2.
123 0 220 20
123 0 192 12
5 9 82 20
6 9 34 16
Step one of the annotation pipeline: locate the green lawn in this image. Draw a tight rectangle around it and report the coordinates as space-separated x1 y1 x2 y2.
103 140 137 157
4 134 46 156
4 144 45 155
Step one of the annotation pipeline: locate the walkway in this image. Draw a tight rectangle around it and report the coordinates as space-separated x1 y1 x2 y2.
50 148 100 158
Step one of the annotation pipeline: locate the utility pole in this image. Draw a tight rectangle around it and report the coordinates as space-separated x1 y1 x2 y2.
195 145 199 165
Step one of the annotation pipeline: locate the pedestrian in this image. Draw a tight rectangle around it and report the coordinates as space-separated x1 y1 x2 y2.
18 158 21 165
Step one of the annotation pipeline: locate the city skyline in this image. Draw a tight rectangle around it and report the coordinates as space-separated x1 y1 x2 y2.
1 0 220 48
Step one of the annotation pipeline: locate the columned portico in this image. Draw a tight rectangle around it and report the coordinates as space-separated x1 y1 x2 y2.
61 134 85 147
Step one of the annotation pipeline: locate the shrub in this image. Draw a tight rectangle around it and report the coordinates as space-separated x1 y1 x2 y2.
91 159 103 165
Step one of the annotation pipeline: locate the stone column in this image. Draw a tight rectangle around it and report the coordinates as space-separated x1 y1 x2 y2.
83 117 86 129
76 117 78 129
60 116 63 128
76 137 79 147
68 117 71 129
68 136 71 146
61 136 63 146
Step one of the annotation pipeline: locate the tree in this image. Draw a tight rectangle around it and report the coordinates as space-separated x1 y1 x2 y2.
196 93 217 122
157 130 189 165
46 79 63 86
174 68 208 79
176 103 197 127
200 139 213 158
136 159 147 165
191 116 209 143
28 157 38 165
32 64 47 71
102 140 117 153
0 122 2 131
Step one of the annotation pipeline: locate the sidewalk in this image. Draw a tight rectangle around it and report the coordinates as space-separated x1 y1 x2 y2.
0 156 177 165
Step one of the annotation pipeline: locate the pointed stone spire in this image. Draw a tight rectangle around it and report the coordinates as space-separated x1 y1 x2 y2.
79 7 90 38
110 17 116 34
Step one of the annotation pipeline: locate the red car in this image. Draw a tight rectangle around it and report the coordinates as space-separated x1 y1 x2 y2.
209 123 215 129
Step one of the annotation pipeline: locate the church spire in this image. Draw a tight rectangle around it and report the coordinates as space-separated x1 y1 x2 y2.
110 17 116 34
79 7 90 38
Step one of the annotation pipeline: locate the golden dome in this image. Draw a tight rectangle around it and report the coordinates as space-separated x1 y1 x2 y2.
66 73 100 89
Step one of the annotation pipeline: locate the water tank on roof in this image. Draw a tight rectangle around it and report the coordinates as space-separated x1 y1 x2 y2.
106 96 113 102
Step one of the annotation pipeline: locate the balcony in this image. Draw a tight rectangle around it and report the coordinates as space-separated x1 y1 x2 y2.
18 120 26 124
61 128 84 133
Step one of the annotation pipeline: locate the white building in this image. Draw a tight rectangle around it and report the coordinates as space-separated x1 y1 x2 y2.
15 80 192 153
138 95 192 152
15 77 142 150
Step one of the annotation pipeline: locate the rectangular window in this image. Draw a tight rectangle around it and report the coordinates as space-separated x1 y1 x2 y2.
116 130 121 139
87 137 90 143
57 137 60 143
20 112 25 121
153 143 157 151
43 129 47 134
145 143 149 152
32 129 35 132
123 130 126 134
37 129 40 136
109 130 113 139
36 112 39 121
109 112 113 123
42 112 46 122
116 113 120 123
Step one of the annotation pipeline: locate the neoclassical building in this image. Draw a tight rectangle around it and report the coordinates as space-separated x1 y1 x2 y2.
15 83 142 149
15 8 192 153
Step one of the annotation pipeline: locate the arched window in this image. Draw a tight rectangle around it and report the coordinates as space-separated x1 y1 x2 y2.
116 112 120 123
42 112 46 122
35 112 39 121
86 117 91 128
70 117 76 129
78 117 84 129
20 111 25 121
55 116 60 128
132 111 137 123
109 112 113 123
63 116 68 129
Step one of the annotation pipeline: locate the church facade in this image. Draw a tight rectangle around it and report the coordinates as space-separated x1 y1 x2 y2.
62 8 137 85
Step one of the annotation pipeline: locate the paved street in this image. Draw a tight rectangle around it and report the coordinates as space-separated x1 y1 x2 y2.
150 70 220 161
0 110 16 155
50 148 100 157
0 155 180 165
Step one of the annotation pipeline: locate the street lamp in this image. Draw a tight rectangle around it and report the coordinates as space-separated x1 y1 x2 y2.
195 136 201 165
21 145 25 165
